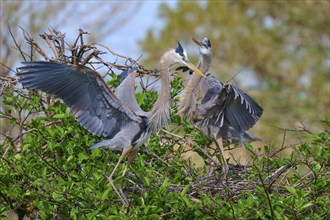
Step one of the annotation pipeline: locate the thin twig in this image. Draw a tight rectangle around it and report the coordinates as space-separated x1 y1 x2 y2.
9 25 26 61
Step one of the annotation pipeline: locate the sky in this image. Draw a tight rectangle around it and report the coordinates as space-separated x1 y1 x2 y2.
66 1 177 61
1 1 178 75
104 1 177 60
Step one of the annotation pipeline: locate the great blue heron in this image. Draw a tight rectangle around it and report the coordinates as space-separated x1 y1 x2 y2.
178 37 263 179
17 42 205 204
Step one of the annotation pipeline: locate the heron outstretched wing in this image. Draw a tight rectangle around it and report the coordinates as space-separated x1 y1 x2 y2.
200 75 263 131
18 61 142 137
223 83 263 131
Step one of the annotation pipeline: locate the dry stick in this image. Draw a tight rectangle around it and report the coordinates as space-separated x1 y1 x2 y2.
90 42 139 66
40 33 58 60
82 50 106 66
0 75 19 85
21 27 49 61
161 129 183 139
142 149 171 168
70 32 81 64
192 142 219 166
17 92 35 148
72 29 84 48
79 29 87 46
9 25 26 62
94 56 128 70
161 129 220 167
53 29 66 60
269 143 297 158
75 45 88 63
264 164 291 187
228 151 241 166
81 49 97 66
292 170 313 188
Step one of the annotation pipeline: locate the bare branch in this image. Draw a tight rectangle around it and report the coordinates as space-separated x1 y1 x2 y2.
20 27 49 61
8 25 26 62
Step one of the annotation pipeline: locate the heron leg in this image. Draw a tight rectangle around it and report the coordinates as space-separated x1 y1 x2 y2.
108 147 132 205
214 138 229 179
118 149 138 204
205 145 215 177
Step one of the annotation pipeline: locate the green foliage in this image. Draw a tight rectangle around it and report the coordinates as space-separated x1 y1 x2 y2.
1 74 329 219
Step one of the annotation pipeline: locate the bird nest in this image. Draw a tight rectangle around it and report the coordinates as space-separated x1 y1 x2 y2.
168 164 289 201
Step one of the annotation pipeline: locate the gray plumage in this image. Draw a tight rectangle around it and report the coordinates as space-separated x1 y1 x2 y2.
18 62 143 150
180 37 263 145
198 73 263 144
179 37 263 178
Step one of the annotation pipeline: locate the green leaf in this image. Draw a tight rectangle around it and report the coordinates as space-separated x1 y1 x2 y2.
14 154 22 160
70 208 77 219
181 184 191 196
301 202 313 210
182 196 193 208
160 178 169 191
245 143 254 152
101 188 111 201
144 176 150 186
284 185 298 197
274 210 282 219
91 148 101 159
52 113 66 119
67 146 74 155
4 96 13 104
46 128 54 137
67 155 74 163
52 191 63 202
86 209 99 219
78 152 89 162
147 214 161 219
136 93 146 106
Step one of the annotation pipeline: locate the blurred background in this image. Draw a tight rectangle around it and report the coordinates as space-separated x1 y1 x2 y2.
1 0 329 147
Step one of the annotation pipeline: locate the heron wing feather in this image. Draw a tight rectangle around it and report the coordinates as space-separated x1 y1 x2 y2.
199 75 262 131
115 70 145 115
18 61 141 137
223 84 263 131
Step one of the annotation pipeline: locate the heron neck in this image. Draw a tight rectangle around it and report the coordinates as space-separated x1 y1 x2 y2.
179 53 211 119
148 53 172 131
179 74 201 120
198 52 212 72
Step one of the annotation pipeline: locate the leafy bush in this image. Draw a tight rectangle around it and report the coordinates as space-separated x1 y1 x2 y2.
1 75 329 219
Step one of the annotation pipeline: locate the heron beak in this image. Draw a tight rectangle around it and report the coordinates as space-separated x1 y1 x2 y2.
192 37 203 46
183 60 206 78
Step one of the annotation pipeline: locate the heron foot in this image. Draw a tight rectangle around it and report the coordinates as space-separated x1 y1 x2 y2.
108 175 129 205
118 178 130 205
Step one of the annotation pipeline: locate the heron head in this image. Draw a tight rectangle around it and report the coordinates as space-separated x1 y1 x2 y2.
119 66 138 83
174 41 206 78
192 37 212 55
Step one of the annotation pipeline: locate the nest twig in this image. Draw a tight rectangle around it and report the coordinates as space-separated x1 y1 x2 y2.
17 27 160 78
